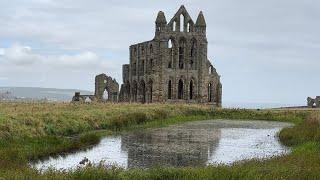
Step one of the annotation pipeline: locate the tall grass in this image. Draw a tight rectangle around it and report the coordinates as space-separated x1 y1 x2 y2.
280 112 320 146
0 102 319 179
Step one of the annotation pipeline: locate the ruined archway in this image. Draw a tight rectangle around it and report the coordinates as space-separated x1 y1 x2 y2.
95 74 119 102
102 88 109 102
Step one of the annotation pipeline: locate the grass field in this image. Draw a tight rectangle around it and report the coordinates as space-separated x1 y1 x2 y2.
0 102 319 179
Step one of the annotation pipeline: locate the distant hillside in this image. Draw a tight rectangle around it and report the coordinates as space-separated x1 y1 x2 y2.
0 87 93 102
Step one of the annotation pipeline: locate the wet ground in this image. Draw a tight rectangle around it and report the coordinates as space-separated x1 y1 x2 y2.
32 120 292 171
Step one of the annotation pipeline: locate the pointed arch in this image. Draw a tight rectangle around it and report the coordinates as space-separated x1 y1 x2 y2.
179 38 186 69
103 88 109 102
209 65 214 75
178 79 184 99
168 80 172 99
180 14 184 32
168 38 175 68
168 39 173 48
190 38 197 69
149 44 153 54
173 21 177 31
189 80 194 100
139 60 145 75
132 61 137 76
208 83 213 102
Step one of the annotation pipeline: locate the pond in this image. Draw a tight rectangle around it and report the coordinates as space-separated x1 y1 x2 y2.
32 120 292 171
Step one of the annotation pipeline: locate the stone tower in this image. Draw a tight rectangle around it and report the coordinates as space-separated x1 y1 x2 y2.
119 6 222 106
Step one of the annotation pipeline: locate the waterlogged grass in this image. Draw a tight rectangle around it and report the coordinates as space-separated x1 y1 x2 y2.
0 102 319 179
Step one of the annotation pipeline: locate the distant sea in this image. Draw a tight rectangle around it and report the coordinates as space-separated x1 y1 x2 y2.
0 87 92 102
0 87 303 108
223 102 303 109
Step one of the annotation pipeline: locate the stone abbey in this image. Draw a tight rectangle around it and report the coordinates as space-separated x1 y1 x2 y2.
72 6 222 106
119 6 222 106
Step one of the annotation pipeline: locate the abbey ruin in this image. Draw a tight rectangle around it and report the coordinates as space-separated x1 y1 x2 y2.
118 6 222 106
73 6 222 106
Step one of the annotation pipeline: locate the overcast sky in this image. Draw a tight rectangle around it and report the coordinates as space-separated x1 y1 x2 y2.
0 0 319 105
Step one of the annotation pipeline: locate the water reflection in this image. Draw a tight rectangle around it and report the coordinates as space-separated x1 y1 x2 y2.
32 120 292 171
121 126 221 168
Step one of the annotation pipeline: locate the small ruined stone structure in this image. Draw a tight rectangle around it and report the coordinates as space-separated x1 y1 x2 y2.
95 74 119 102
72 92 96 102
72 74 119 103
119 6 222 106
307 96 320 108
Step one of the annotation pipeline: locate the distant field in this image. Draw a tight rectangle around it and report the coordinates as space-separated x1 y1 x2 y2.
0 102 319 179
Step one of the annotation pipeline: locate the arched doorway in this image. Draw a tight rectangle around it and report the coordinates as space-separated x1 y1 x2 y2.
103 89 109 102
178 79 184 99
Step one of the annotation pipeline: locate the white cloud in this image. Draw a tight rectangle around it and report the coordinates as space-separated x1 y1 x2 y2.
0 44 43 66
0 44 112 70
0 43 122 90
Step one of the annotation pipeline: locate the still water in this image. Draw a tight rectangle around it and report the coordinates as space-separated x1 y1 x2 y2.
32 120 292 171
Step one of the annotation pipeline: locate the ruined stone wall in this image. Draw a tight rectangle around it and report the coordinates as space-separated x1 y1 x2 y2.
119 6 222 106
95 74 119 102
71 92 96 103
307 96 320 108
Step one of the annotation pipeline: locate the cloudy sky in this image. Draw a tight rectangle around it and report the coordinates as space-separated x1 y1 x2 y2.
0 0 319 106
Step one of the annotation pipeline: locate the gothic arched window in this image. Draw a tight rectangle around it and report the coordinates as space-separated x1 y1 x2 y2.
178 79 184 99
208 83 213 102
190 39 197 69
180 14 184 32
189 80 193 100
179 40 185 69
168 80 172 99
168 39 174 68
149 44 153 54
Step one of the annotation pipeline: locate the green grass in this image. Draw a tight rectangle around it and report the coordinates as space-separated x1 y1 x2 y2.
0 102 319 179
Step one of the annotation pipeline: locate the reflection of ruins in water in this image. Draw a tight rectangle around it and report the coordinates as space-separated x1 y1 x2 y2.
121 123 221 168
